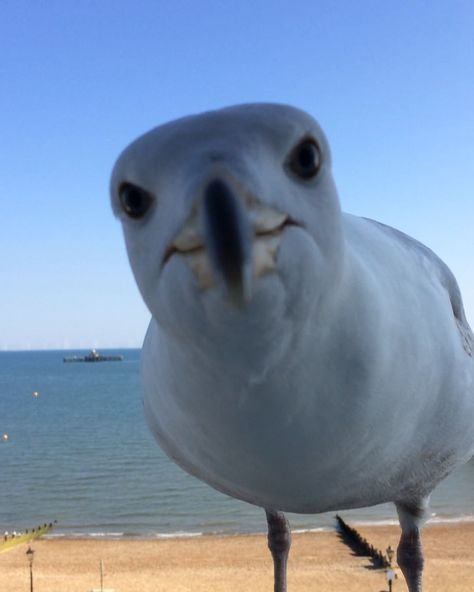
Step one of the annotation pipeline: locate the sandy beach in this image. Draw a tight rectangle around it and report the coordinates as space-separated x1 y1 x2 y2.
1 523 473 591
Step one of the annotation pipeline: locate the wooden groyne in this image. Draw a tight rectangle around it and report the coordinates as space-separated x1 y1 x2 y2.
0 522 56 553
335 514 392 569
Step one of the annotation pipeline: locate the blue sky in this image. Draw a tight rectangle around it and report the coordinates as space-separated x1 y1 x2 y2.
1 1 473 350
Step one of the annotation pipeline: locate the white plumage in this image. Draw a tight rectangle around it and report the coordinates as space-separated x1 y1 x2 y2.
111 104 474 592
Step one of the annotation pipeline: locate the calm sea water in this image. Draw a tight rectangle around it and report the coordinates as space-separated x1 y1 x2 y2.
1 350 473 539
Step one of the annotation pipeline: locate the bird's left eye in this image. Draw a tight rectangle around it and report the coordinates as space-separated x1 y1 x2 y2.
287 138 321 180
119 182 154 220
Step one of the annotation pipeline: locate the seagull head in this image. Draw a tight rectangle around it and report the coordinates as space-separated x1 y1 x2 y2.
111 104 345 343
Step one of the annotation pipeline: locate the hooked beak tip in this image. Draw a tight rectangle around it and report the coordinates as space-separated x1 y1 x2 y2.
225 262 253 309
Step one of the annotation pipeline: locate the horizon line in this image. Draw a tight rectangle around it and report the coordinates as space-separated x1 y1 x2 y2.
0 346 142 353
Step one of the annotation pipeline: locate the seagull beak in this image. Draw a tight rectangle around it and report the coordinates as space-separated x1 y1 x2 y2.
202 178 253 308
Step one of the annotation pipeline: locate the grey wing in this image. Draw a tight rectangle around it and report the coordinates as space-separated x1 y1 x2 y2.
363 217 473 358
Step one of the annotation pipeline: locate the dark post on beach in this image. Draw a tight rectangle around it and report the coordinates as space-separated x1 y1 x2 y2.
26 546 34 592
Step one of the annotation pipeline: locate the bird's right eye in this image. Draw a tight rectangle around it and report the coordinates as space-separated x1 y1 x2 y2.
119 182 154 220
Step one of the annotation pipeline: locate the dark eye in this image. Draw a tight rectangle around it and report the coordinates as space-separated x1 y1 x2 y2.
119 182 154 219
288 138 321 180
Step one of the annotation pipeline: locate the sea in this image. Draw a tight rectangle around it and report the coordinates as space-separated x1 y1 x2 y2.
1 349 473 540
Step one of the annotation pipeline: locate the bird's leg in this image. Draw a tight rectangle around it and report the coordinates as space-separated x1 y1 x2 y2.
265 509 292 592
396 501 428 592
397 528 424 592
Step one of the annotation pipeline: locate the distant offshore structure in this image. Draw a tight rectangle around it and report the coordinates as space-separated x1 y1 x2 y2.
63 349 124 363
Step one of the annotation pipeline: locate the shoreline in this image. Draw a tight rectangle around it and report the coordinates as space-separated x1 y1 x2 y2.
1 522 473 591
37 512 474 541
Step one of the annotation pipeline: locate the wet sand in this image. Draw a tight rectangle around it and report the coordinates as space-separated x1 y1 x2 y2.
1 523 473 591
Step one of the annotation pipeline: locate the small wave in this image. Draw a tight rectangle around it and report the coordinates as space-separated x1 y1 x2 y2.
155 531 203 539
292 527 329 534
349 514 474 528
89 532 126 538
45 530 204 540
429 514 474 525
45 531 125 540
350 519 399 527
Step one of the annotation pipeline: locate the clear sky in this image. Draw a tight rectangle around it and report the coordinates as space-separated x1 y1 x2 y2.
1 1 473 350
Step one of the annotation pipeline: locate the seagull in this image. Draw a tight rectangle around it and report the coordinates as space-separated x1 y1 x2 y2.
110 104 474 592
